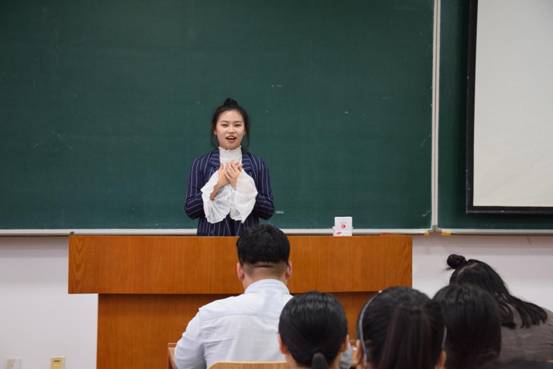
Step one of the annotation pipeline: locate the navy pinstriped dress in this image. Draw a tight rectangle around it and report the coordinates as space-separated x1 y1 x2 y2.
185 149 274 235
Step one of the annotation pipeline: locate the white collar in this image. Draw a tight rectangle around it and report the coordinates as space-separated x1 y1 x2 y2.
219 146 242 163
244 279 289 294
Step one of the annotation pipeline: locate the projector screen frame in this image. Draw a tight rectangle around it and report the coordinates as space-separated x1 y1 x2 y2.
465 0 553 215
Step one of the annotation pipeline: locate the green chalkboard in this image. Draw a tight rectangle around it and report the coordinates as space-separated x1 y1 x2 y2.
1 0 433 230
438 0 553 229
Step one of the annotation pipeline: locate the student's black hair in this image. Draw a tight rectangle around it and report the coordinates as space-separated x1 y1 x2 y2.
210 97 250 148
279 291 348 369
357 287 444 369
433 284 501 369
447 254 547 329
236 224 289 266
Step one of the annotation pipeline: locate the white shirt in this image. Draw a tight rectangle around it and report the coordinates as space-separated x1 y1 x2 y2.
201 146 258 224
174 279 292 369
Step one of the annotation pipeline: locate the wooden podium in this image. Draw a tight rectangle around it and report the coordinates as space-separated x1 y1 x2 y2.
68 235 411 369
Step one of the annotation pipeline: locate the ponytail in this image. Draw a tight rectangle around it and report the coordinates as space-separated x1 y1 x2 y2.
279 292 347 369
447 253 547 328
358 287 444 369
311 352 329 369
380 304 443 369
433 284 501 369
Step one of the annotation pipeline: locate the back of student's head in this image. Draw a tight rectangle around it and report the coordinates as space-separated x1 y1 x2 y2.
433 284 501 369
236 224 290 275
279 292 348 369
357 287 445 369
447 254 547 328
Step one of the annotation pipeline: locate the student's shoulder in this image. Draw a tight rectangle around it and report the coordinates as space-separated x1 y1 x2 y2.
197 294 247 319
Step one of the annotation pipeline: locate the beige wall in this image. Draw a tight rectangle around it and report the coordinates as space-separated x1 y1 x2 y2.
1 234 553 369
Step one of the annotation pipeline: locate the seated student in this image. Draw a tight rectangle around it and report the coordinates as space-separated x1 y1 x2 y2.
433 284 501 369
354 287 446 369
278 292 349 369
175 224 292 369
447 254 553 363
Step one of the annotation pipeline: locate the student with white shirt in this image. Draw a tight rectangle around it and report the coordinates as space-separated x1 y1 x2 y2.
174 224 292 369
184 98 274 236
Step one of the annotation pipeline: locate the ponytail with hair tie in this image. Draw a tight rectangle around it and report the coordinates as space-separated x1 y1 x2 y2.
279 292 347 369
446 254 548 329
357 287 445 369
311 352 329 369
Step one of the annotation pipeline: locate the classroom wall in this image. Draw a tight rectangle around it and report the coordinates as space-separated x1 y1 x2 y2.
0 237 97 369
1 235 553 369
413 234 553 308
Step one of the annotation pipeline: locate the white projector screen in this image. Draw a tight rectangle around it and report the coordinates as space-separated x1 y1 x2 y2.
470 0 553 210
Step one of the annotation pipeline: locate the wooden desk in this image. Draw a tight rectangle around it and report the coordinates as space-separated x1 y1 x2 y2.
69 235 411 369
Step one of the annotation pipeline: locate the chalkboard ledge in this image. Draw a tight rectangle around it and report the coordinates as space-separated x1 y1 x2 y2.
0 228 431 236
437 228 553 235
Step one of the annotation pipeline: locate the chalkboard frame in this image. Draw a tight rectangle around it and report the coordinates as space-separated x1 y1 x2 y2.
0 0 434 231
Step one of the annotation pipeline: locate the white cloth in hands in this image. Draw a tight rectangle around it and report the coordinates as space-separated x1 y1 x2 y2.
201 147 257 223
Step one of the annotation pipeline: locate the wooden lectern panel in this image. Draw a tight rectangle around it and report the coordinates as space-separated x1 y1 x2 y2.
68 235 411 369
96 292 374 369
288 235 411 292
69 235 411 293
97 294 224 369
69 236 242 294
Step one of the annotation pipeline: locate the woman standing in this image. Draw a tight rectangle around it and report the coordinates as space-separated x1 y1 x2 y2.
185 98 274 235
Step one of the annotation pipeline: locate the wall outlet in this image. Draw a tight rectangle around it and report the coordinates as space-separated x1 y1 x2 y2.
6 358 21 369
50 357 64 369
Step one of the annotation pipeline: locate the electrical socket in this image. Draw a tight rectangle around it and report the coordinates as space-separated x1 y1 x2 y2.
50 357 65 369
6 358 21 369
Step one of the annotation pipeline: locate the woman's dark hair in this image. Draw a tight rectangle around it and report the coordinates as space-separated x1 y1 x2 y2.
357 287 444 369
279 292 348 369
433 284 501 369
447 254 547 329
210 97 250 148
